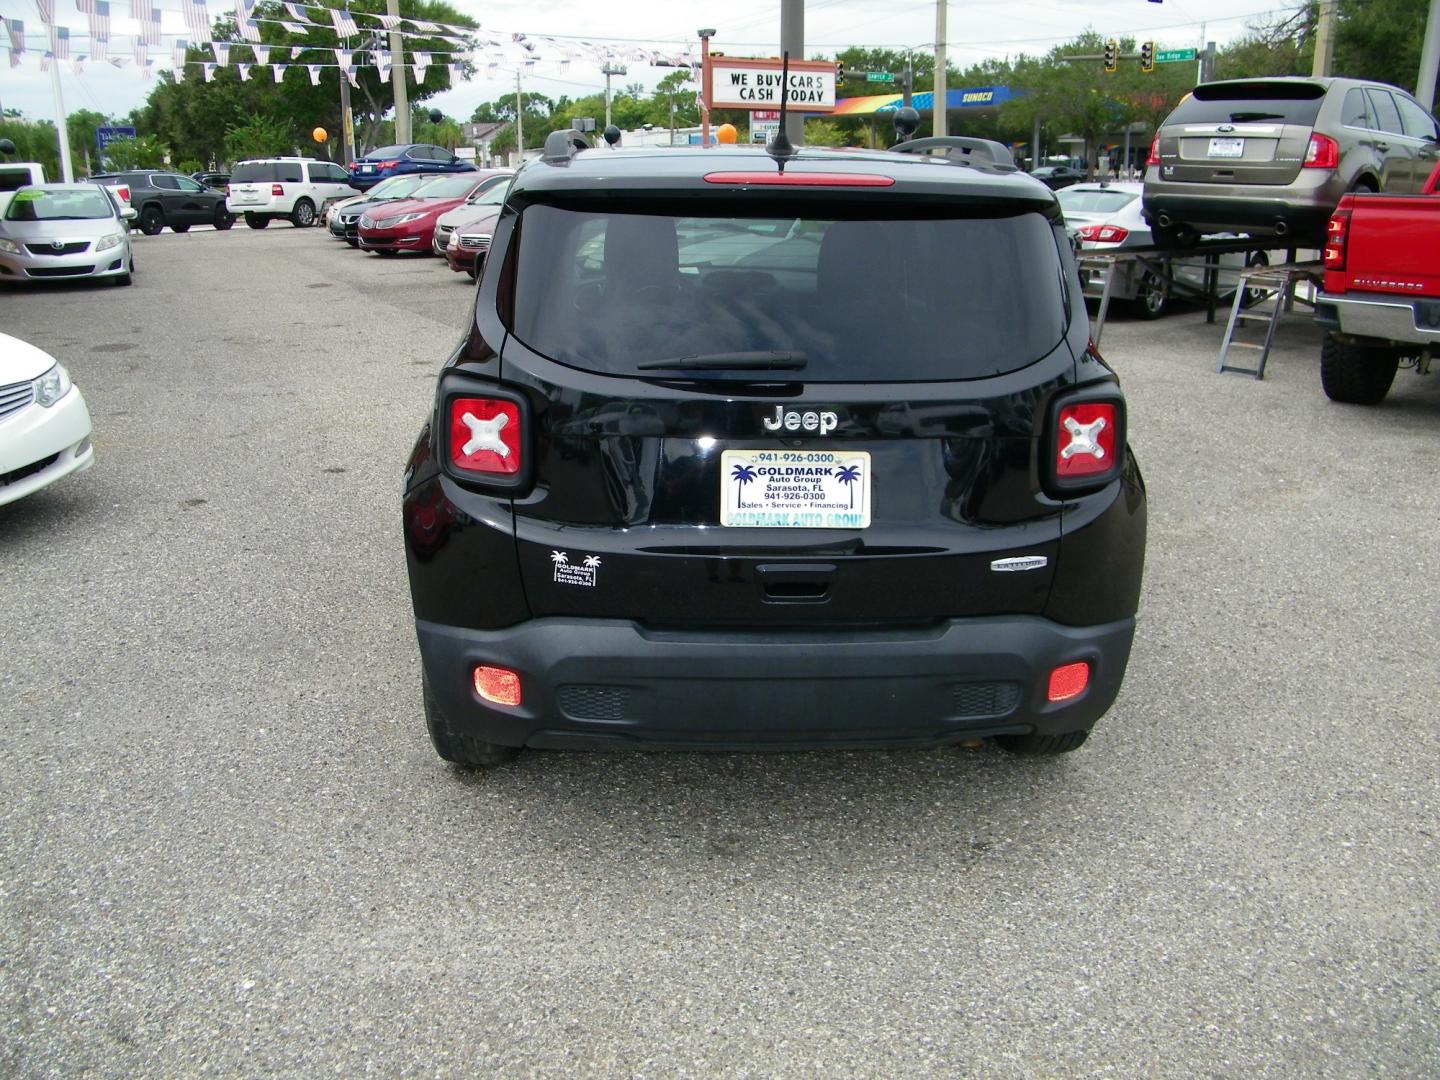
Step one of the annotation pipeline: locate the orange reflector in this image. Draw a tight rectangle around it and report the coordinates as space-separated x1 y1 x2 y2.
474 665 522 707
1047 662 1090 702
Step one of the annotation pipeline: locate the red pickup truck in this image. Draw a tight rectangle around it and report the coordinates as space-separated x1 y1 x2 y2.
1314 161 1440 404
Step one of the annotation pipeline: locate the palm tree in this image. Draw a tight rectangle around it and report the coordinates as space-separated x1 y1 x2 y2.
834 464 861 508
582 555 602 569
550 550 569 566
730 463 758 507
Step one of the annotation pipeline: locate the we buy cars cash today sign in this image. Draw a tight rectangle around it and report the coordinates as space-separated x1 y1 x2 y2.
706 57 837 113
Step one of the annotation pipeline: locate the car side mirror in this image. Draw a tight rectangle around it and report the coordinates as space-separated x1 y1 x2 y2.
121 207 137 221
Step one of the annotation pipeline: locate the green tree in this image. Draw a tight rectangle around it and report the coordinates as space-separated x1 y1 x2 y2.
102 134 171 169
136 0 478 166
66 109 111 174
224 115 295 160
0 117 60 178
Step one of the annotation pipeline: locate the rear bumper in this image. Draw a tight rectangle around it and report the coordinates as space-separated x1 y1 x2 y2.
416 614 1136 751
1142 169 1343 238
1315 291 1440 346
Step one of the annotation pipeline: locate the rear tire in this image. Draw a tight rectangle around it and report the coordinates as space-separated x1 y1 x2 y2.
138 205 165 236
1131 263 1170 319
995 730 1089 756
1320 332 1400 405
423 675 520 768
290 198 316 228
171 223 190 233
245 213 269 230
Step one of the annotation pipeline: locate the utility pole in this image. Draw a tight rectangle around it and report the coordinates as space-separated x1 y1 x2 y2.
602 61 627 130
780 0 803 146
1417 0 1440 111
1312 0 1338 78
514 70 524 161
48 57 74 181
387 0 409 142
698 28 715 146
933 0 947 138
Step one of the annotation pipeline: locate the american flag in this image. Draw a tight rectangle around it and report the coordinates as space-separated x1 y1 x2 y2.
237 63 250 81
52 25 69 59
202 62 215 81
329 8 357 39
271 63 286 82
172 39 186 69
35 0 54 26
375 14 400 30
89 0 111 43
4 18 24 55
252 44 269 65
182 0 210 44
74 0 93 12
212 41 228 65
283 3 314 24
130 0 146 21
305 63 321 85
91 37 107 61
141 8 162 47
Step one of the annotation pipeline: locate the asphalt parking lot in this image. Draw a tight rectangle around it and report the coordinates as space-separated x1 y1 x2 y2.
2 226 1436 1077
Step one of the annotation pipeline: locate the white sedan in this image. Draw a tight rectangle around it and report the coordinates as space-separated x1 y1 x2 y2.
0 332 94 507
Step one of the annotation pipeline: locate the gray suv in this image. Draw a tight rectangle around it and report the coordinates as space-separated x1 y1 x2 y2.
1142 77 1440 244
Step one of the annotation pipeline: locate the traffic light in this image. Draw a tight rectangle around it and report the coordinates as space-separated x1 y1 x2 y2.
1140 41 1155 73
835 59 845 83
1103 40 1118 73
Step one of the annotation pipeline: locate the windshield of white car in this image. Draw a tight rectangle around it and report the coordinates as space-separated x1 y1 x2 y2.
4 189 114 221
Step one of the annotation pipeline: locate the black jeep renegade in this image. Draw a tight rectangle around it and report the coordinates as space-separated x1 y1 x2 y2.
403 132 1146 766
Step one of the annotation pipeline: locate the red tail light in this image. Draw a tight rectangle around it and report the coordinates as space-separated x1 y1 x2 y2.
1304 133 1339 169
1076 223 1130 244
1145 135 1160 167
1324 209 1350 270
377 159 400 169
474 665 522 707
271 183 285 196
116 185 130 203
1047 662 1090 702
346 161 356 170
448 396 522 475
1047 394 1124 496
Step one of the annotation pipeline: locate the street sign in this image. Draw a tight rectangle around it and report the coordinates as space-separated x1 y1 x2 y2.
1156 48 1197 63
96 126 137 153
866 72 895 83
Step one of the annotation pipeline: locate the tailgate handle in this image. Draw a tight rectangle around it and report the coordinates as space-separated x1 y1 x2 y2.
757 563 835 603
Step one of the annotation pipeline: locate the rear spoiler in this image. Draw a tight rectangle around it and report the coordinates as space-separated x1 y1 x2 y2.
891 136 1017 173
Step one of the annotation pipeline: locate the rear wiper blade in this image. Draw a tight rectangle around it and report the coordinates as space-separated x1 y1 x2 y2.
637 350 808 371
1228 112 1285 122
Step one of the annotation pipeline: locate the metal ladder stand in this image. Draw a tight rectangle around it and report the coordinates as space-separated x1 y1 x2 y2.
1216 257 1322 379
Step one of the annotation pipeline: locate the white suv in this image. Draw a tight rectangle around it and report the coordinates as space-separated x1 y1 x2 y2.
226 157 358 229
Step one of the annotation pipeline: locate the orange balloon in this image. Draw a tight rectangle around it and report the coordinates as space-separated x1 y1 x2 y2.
716 123 738 144
311 126 328 143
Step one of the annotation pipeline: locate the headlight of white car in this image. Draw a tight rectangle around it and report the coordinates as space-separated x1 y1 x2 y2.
33 363 71 407
95 232 125 252
378 212 425 228
0 237 20 255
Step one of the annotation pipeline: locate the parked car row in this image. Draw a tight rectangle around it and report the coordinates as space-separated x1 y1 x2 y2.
322 168 513 279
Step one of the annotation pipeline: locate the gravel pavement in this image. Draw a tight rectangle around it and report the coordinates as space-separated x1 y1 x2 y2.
1 226 1436 1077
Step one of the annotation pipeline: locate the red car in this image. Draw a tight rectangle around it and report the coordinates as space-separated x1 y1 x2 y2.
356 172 501 256
442 182 509 277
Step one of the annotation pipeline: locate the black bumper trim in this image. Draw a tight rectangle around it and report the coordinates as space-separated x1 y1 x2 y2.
416 614 1136 750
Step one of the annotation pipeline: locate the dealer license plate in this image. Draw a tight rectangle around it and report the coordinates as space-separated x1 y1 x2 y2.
1208 137 1245 158
721 449 871 529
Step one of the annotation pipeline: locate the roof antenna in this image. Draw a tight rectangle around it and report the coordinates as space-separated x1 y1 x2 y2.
767 50 798 173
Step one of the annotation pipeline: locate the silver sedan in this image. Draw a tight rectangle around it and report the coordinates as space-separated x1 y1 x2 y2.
0 183 137 287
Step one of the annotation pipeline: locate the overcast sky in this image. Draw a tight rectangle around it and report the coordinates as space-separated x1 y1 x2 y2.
1 0 1299 129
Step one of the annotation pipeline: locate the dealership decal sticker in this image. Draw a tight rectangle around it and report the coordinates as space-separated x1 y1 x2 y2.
550 550 601 587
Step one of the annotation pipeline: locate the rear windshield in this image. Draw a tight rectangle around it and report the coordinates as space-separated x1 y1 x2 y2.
1057 188 1137 213
364 145 409 159
510 206 1067 382
5 188 115 221
231 161 304 183
1166 83 1325 126
371 174 433 199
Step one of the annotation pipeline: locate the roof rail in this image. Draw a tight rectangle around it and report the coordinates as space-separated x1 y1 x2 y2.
890 136 1017 173
542 129 591 164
